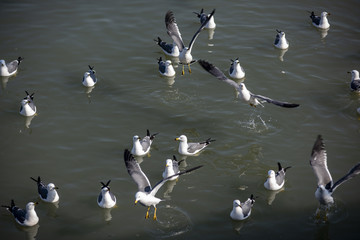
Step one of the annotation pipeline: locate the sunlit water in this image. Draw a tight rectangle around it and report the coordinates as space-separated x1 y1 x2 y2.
1 0 360 239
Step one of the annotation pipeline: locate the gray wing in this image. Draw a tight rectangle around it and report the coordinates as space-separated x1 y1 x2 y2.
158 61 166 74
198 59 241 91
28 100 36 112
252 94 300 108
38 184 48 199
229 62 234 75
188 9 215 52
90 72 97 83
6 59 20 74
275 170 285 186
165 11 185 52
11 206 26 224
274 34 280 45
109 192 116 202
124 149 152 192
310 135 333 189
240 198 253 218
160 41 174 54
331 162 360 192
172 159 180 174
140 136 151 152
351 80 360 91
310 12 321 25
97 192 102 204
187 142 206 154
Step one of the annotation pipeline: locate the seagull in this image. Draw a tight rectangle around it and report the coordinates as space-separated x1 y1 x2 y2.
309 11 330 29
20 91 37 117
30 176 59 203
131 129 158 156
310 135 360 205
158 57 176 77
2 200 39 227
154 37 180 57
175 135 215 156
97 180 116 209
193 8 216 29
123 149 203 220
274 29 289 50
198 59 300 108
165 9 215 75
348 70 360 92
264 162 291 191
230 194 256 221
229 58 245 79
0 57 24 77
82 65 97 87
162 155 184 181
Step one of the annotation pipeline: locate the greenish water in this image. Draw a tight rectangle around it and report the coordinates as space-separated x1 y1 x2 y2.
1 0 360 239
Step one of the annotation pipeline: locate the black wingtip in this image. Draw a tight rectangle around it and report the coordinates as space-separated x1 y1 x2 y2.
17 57 24 65
311 135 325 158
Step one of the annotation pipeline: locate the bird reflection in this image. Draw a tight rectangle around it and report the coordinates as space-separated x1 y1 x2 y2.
266 188 284 205
231 220 245 234
1 76 10 89
15 223 39 240
319 28 329 39
101 207 114 222
163 180 177 199
207 28 215 40
277 48 288 62
24 115 36 129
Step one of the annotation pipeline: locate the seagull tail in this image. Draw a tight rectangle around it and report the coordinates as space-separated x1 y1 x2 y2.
30 176 41 185
201 138 216 145
154 37 162 45
17 57 24 65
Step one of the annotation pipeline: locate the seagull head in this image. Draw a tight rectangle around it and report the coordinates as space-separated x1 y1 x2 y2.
0 60 5 67
134 191 146 205
348 70 359 80
276 29 286 38
267 170 276 179
26 202 38 211
233 199 241 208
175 135 187 143
47 183 59 192
133 135 140 142
165 60 172 67
321 12 330 18
165 159 173 168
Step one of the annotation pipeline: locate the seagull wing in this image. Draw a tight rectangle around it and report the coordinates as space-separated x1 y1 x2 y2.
187 142 207 154
331 162 360 192
124 149 152 192
310 135 333 189
198 59 241 91
252 94 300 108
150 165 203 196
188 9 215 52
240 195 254 218
165 11 185 52
6 59 20 73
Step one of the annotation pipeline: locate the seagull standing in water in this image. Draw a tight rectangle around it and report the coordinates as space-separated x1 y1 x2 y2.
82 65 97 87
97 180 116 209
158 57 176 77
230 195 256 221
2 200 39 227
264 162 291 191
310 135 360 205
0 57 23 77
175 135 215 156
165 9 215 75
20 91 37 117
193 8 216 29
309 11 330 29
123 149 202 220
198 60 300 108
348 70 360 92
30 176 59 203
229 58 245 79
131 129 158 157
274 29 289 50
154 37 180 57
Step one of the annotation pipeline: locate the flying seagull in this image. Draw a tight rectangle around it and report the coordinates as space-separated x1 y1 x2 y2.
165 9 215 75
198 59 300 108
0 57 23 77
310 135 360 205
2 200 39 227
30 176 59 203
124 149 202 220
131 129 158 157
264 162 291 191
97 180 116 209
230 194 256 221
175 134 215 156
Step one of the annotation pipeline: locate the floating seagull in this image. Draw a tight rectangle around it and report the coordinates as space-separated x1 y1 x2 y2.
97 180 116 209
274 29 289 50
30 176 59 203
309 11 330 29
175 135 215 156
198 59 300 108
2 200 39 227
229 58 245 79
123 149 202 220
348 70 360 92
158 57 176 77
310 135 360 205
193 8 216 29
230 194 255 221
82 65 97 87
0 57 23 77
162 155 183 181
131 129 158 156
154 37 180 57
165 9 215 75
264 162 291 191
20 91 37 117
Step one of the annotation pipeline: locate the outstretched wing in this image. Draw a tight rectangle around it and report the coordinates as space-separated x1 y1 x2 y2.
252 94 300 108
331 162 360 192
165 11 185 52
188 9 215 52
124 149 152 192
310 135 333 189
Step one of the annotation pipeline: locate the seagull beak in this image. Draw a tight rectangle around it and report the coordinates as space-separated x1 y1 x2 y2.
35 202 39 205
175 137 180 141
166 164 169 167
134 200 138 205
54 186 59 189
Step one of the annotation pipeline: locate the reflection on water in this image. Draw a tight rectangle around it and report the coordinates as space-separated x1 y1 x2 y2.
265 188 284 205
15 223 39 240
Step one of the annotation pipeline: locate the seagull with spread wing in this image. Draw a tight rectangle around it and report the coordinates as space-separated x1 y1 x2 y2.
165 9 215 75
310 135 360 205
198 59 300 108
124 149 202 220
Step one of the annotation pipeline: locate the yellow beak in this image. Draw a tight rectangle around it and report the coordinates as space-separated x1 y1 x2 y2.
175 138 180 141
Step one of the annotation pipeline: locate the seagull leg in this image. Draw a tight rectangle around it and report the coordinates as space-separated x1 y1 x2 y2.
182 65 185 75
188 64 191 73
153 207 157 220
145 207 150 219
